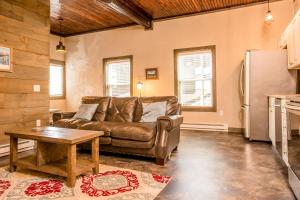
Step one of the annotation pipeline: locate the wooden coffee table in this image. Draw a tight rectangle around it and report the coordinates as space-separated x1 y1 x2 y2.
5 126 103 187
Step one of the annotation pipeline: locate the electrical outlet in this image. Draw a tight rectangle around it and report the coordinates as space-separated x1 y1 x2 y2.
33 85 40 92
220 110 224 116
36 120 41 127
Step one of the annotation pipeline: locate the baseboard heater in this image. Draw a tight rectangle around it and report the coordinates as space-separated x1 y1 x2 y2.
0 140 34 157
180 123 229 132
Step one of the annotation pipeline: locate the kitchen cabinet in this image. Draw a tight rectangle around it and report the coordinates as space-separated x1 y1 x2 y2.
285 11 300 69
284 98 300 200
269 97 276 145
287 19 300 69
268 96 289 164
269 95 300 199
287 21 297 69
268 95 300 164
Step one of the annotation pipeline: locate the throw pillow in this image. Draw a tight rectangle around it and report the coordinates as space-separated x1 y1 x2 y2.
72 104 99 121
81 96 110 121
140 101 167 122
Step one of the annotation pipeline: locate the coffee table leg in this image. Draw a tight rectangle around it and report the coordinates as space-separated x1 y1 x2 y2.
92 137 99 174
67 144 76 187
10 137 18 172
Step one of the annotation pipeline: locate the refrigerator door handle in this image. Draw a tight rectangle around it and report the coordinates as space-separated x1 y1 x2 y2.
241 104 249 109
239 62 245 97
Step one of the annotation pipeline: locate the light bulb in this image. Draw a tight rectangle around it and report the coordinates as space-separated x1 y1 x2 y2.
137 81 143 90
265 10 274 24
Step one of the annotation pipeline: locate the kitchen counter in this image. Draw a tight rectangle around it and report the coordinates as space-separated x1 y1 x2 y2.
268 94 300 99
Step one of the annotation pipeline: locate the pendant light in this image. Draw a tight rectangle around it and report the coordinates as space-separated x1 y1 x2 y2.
56 18 66 53
265 0 274 24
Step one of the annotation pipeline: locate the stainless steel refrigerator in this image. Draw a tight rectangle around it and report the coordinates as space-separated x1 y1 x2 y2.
240 50 296 141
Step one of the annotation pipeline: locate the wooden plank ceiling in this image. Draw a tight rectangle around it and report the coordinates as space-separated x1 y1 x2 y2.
51 0 272 36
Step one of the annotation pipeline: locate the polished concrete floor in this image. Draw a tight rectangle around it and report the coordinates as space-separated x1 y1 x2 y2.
0 130 296 200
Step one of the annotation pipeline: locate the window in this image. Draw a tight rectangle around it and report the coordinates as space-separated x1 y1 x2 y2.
174 46 216 111
50 59 65 99
103 56 133 97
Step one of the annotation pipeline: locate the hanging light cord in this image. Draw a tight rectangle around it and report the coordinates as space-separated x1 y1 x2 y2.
59 19 63 42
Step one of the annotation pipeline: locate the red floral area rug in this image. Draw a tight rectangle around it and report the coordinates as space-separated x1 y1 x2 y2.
0 164 171 200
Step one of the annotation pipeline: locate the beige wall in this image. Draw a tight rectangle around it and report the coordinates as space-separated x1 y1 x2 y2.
295 0 300 12
0 0 50 139
64 0 294 128
49 34 66 111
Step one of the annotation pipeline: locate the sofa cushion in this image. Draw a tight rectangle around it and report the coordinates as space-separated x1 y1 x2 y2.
81 96 110 121
106 97 138 122
112 138 155 149
79 121 121 137
111 122 157 142
134 96 179 122
53 119 90 129
79 122 110 137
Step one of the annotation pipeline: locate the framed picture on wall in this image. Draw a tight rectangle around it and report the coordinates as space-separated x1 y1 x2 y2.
0 46 12 72
145 68 158 80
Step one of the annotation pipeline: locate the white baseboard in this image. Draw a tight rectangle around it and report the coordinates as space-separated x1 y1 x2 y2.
181 123 229 132
0 140 34 157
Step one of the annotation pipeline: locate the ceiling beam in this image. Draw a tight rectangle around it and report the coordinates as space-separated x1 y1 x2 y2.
98 0 152 29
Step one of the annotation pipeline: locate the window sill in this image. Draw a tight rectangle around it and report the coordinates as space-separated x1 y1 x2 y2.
182 106 216 112
50 96 65 100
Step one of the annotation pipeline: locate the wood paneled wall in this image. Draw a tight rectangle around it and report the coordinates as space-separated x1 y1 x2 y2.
0 0 50 141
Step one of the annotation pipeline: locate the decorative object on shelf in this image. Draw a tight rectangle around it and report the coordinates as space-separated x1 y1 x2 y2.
136 81 143 97
32 120 44 132
265 0 274 24
56 18 66 53
145 68 158 80
0 46 12 72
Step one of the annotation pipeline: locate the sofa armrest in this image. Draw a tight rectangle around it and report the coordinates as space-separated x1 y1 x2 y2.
155 115 183 164
177 104 182 115
157 115 183 131
53 112 76 122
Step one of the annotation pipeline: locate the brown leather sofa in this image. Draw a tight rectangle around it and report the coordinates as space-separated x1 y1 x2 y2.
52 96 183 165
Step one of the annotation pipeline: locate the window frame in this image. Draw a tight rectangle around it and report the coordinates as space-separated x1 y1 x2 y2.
50 59 66 100
174 45 217 112
103 55 133 97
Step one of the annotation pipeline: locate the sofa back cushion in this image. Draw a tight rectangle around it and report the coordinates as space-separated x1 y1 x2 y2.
81 96 110 121
134 96 179 122
106 97 138 122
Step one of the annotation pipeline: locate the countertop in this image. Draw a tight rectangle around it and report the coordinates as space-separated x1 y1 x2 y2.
268 94 300 99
